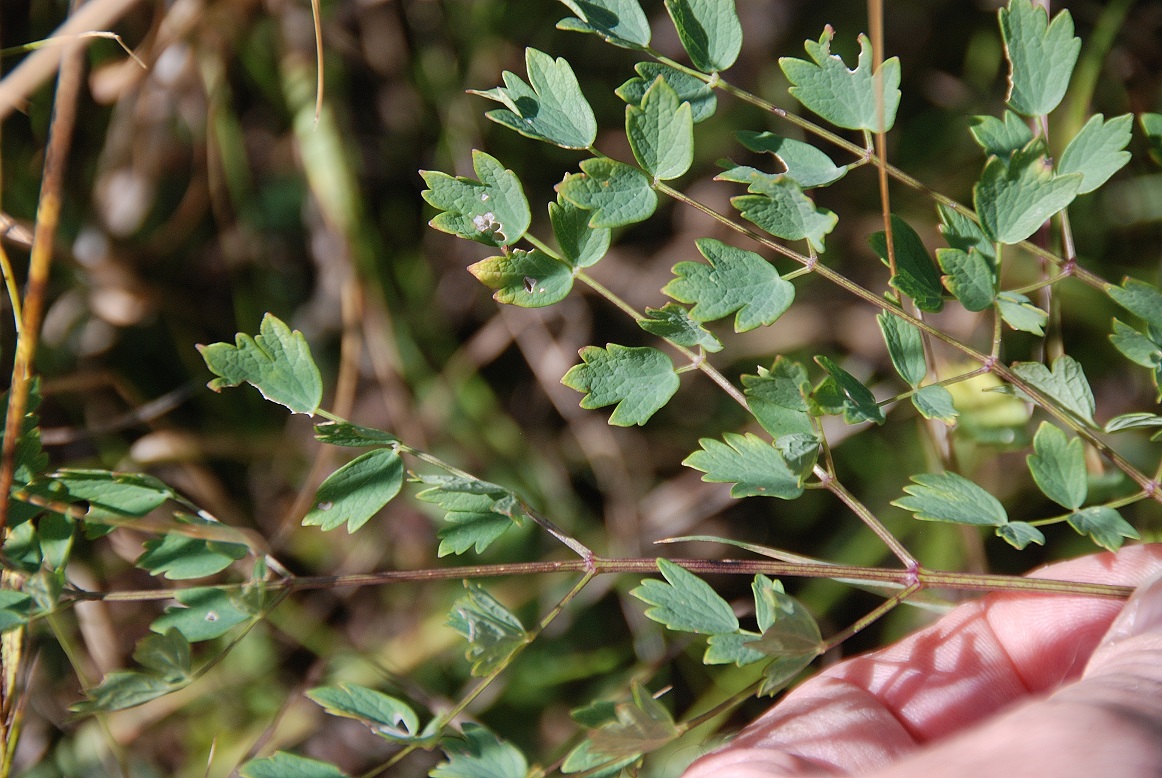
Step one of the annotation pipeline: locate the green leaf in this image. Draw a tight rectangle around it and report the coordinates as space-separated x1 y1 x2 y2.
638 304 723 353
199 313 323 415
968 110 1034 157
814 355 886 425
71 671 184 715
447 582 527 676
588 683 678 759
1110 319 1162 368
556 0 651 50
302 448 403 533
136 531 248 580
1108 277 1162 333
912 385 958 425
420 150 531 247
893 472 1008 526
616 62 716 123
742 358 815 439
731 181 838 253
37 512 73 570
775 433 820 482
1027 422 1086 510
974 141 1081 244
470 48 597 149
999 0 1080 117
747 576 822 695
937 203 997 267
239 752 350 778
468 249 574 308
132 629 191 682
704 630 766 666
683 432 805 499
49 469 171 518
780 26 901 132
1104 412 1162 434
877 311 926 386
996 521 1046 550
561 740 641 776
663 238 795 332
549 195 610 268
151 586 256 642
938 248 996 311
868 215 945 313
663 0 742 73
631 557 739 634
735 131 847 188
1142 113 1162 166
313 421 398 447
626 76 694 180
1068 506 1139 552
307 684 420 740
1057 113 1133 194
1009 355 1096 427
417 478 523 556
996 291 1047 335
557 158 657 228
0 591 31 634
561 344 679 426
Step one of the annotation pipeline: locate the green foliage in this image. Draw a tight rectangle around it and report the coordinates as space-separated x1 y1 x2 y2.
878 312 927 387
632 558 739 634
730 177 838 252
72 631 192 715
447 582 528 676
938 247 996 311
626 76 694 180
136 527 248 580
814 356 886 425
1057 114 1133 194
969 111 1034 158
664 0 743 73
469 249 575 308
239 752 349 778
663 238 795 332
561 344 680 426
151 586 258 642
556 0 651 49
868 215 945 312
734 130 847 188
996 291 1048 335
999 0 1080 117
893 472 1008 527
416 476 526 556
974 143 1081 244
638 304 723 352
549 195 611 267
1027 422 1086 510
302 448 404 532
431 723 528 778
617 62 717 123
306 684 422 741
1009 355 1096 427
1143 113 1162 165
1068 506 1140 552
421 150 532 246
313 421 399 447
557 157 658 227
780 26 901 132
742 358 815 439
684 432 805 499
586 683 679 759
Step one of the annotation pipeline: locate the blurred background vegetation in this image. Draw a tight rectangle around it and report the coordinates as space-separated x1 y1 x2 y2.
3 0 1162 775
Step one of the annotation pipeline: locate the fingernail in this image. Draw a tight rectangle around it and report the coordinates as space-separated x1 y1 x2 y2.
1105 569 1162 642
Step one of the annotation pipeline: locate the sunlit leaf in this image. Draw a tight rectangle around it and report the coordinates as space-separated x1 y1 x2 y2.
638 304 723 353
1110 319 1162 368
417 478 524 557
996 521 1045 550
1068 506 1139 552
735 131 847 188
938 247 996 311
557 158 657 228
868 215 944 313
307 684 420 740
626 76 694 180
420 150 531 247
1057 113 1133 194
549 195 611 268
302 448 403 533
239 752 350 778
968 110 1034 157
731 179 838 252
997 291 1047 335
704 630 766 666
1108 277 1162 333
937 203 997 267
814 355 886 425
468 249 574 308
877 311 926 387
616 62 716 122
683 432 804 499
447 582 527 676
1027 422 1086 510
136 530 248 580
893 472 1008 526
663 0 742 73
1009 355 1096 427
999 0 1080 117
49 469 173 520
974 142 1080 244
742 358 815 439
151 586 256 642
556 0 651 49
631 557 739 634
561 344 679 426
663 238 795 332
912 385 958 425
775 432 820 482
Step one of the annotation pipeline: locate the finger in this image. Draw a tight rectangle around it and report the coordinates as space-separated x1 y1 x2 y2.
683 545 1162 777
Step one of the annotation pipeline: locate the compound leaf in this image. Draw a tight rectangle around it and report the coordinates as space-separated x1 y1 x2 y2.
303 448 403 533
421 150 530 247
240 753 350 778
999 0 1080 117
1058 113 1133 194
638 304 723 353
814 355 886 425
938 247 996 311
683 432 804 499
974 142 1081 244
969 111 1034 158
780 26 901 132
868 215 944 313
307 684 420 740
1027 422 1086 510
562 344 679 426
736 131 847 188
626 76 694 180
616 62 716 123
893 471 1008 526
663 238 795 332
731 180 837 253
557 158 657 228
996 291 1047 335
468 249 574 308
912 384 958 425
663 0 742 73
471 48 596 149
198 313 323 415
549 195 610 268
997 521 1046 550
877 311 926 387
556 0 651 49
631 557 739 634
1068 506 1139 552
1009 355 1096 427
447 582 527 677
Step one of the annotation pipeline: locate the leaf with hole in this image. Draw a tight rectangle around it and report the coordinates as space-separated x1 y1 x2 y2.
997 291 1047 335
616 62 716 122
549 195 611 268
1009 355 1096 427
469 249 574 308
780 26 901 132
447 582 527 677
557 158 657 228
663 238 795 332
470 48 597 149
556 0 651 49
638 304 723 353
735 131 847 188
868 215 945 313
912 385 958 425
239 752 350 778
974 142 1081 244
1027 422 1086 510
1057 113 1132 194
999 0 1080 117
307 684 421 741
997 521 1045 550
420 150 531 247
631 557 739 634
561 344 679 426
731 179 838 252
626 76 694 180
663 0 742 73
893 472 1008 527
684 432 804 499
815 356 886 425
1068 506 1139 552
938 248 996 311
969 111 1034 157
302 448 403 533
151 586 256 642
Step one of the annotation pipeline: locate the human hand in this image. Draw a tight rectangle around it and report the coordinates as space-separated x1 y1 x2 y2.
683 545 1162 777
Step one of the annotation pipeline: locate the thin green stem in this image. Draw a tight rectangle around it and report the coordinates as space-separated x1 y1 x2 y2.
819 580 921 653
822 474 916 567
